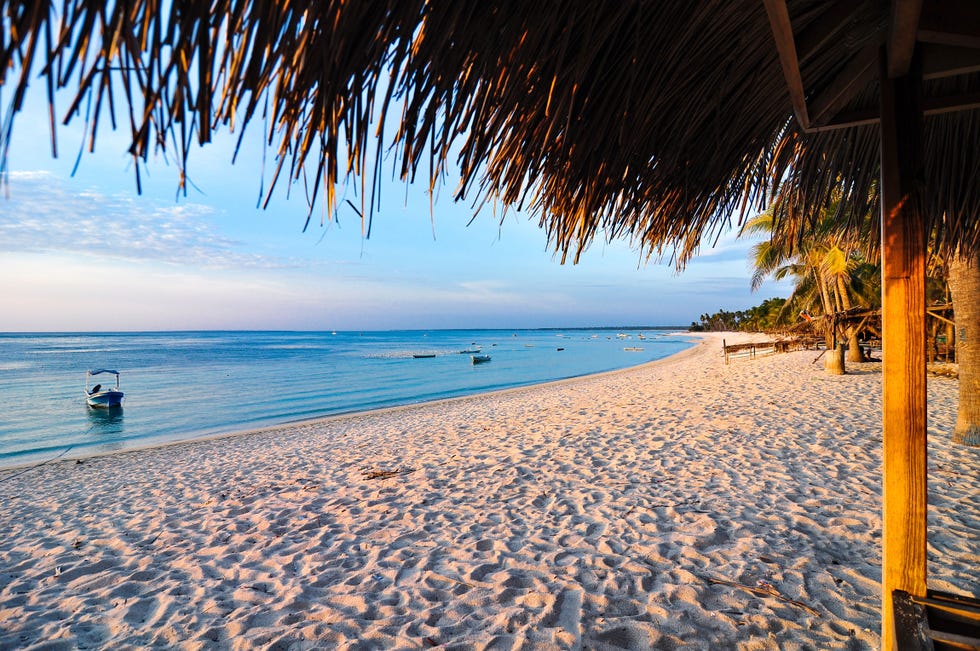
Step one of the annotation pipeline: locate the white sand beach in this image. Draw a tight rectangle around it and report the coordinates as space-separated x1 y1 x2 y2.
1 332 977 650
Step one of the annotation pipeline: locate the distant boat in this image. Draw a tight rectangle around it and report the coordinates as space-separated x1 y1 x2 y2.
557 347 565 351
471 354 491 364
458 349 481 354
413 354 436 359
85 369 124 408
623 347 644 352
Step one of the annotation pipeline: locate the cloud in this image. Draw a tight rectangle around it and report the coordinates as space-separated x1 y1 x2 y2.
1 171 295 270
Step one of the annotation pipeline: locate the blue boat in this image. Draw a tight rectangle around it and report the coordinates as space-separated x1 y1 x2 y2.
85 369 124 408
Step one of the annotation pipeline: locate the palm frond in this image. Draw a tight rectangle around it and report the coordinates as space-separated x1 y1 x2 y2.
0 0 977 261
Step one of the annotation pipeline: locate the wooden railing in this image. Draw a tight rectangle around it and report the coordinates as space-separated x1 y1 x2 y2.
722 338 821 364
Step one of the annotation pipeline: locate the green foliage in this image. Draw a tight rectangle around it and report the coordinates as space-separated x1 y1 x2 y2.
688 297 789 332
740 201 881 320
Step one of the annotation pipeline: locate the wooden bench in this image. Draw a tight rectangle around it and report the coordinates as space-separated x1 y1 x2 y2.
893 589 980 650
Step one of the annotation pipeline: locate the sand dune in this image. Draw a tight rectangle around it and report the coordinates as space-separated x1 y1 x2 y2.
1 332 977 650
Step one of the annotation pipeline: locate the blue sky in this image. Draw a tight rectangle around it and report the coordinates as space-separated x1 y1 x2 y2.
1 85 790 332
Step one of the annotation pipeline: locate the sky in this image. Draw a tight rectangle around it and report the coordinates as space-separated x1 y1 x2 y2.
1 83 791 332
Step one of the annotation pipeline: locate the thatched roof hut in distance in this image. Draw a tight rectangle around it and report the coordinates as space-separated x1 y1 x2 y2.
2 1 978 645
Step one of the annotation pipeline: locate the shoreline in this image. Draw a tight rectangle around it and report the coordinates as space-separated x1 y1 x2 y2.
2 331 977 649
0 333 701 472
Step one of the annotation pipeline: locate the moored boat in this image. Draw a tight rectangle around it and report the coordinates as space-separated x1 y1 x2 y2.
85 369 124 408
471 354 491 364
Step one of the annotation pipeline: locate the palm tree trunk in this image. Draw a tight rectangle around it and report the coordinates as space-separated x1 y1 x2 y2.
837 273 865 362
948 250 980 446
816 272 835 348
815 272 848 374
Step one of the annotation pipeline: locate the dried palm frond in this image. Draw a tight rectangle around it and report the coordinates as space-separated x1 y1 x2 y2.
1 0 978 261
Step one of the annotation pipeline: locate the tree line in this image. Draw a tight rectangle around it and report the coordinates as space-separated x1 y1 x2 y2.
688 298 789 333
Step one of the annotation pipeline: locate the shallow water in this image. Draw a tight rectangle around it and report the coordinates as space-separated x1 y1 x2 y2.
0 329 693 467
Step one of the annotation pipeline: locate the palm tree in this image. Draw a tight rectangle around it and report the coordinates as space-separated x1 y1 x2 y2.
755 194 978 446
742 208 879 367
947 249 980 446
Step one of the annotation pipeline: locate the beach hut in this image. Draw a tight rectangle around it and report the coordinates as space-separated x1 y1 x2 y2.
2 2 977 646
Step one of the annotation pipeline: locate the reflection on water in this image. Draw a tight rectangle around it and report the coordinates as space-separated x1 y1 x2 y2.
86 406 125 438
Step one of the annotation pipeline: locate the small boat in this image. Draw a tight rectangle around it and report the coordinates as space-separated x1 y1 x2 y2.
471 354 491 364
458 349 481 354
413 354 436 359
623 347 645 352
85 369 124 408
557 347 565 351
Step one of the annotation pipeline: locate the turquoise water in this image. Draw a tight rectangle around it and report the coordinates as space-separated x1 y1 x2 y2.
0 329 693 467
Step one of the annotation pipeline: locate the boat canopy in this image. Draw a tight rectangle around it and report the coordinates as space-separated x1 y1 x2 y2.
87 369 119 376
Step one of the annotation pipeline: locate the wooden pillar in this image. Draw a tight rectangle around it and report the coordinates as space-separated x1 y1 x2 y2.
878 48 927 649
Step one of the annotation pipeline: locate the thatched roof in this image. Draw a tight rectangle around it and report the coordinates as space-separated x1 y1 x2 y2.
1 1 978 260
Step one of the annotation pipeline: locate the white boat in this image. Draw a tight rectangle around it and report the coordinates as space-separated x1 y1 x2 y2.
471 354 491 364
85 369 124 408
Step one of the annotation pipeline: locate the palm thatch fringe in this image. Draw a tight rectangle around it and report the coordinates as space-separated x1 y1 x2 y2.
1 1 978 260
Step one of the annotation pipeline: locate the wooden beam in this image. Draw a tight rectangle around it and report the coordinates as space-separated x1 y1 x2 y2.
763 0 810 129
794 0 859 60
927 309 956 327
808 43 880 127
918 1 980 49
878 45 927 651
923 91 980 115
805 113 880 133
888 0 924 77
922 43 980 79
805 91 980 132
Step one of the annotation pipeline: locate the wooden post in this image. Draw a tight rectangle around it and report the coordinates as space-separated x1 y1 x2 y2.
878 47 927 649
824 343 846 375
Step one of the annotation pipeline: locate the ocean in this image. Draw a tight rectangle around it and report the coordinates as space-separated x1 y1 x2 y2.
0 329 693 468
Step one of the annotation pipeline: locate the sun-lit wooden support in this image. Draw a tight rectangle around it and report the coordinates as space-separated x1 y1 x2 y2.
878 45 928 650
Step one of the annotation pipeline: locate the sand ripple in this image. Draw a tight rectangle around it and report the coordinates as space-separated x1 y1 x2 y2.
1 333 977 650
